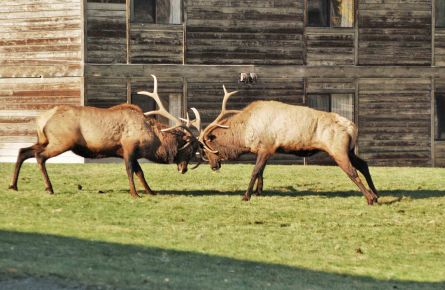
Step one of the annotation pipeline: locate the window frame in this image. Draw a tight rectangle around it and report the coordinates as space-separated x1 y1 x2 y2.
306 93 355 121
130 0 183 25
435 93 445 141
306 0 355 28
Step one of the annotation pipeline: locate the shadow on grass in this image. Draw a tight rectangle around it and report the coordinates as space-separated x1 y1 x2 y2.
154 189 445 200
0 230 443 290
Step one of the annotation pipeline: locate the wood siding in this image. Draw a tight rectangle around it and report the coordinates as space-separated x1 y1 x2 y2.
0 0 83 163
185 0 304 65
305 28 355 66
85 77 127 108
86 1 126 64
435 28 445 66
130 24 184 64
358 78 432 166
0 0 82 71
434 142 445 166
358 0 431 65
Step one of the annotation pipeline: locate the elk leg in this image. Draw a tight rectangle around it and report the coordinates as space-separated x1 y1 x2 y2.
253 167 265 196
132 160 156 195
35 144 69 194
123 153 140 198
349 150 379 198
334 154 377 205
243 152 270 201
9 144 41 191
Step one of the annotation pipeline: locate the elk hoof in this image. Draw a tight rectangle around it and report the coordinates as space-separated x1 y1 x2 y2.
8 185 18 191
146 190 157 195
130 192 141 198
46 187 54 195
242 195 251 201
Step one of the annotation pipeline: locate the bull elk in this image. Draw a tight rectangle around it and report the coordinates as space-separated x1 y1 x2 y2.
198 86 379 205
9 75 200 198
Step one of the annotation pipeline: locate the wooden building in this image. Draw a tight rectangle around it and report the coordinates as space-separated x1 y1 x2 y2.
1 0 445 166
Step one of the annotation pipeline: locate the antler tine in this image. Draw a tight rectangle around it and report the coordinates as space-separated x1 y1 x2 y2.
139 75 185 132
198 85 241 154
180 108 201 132
221 85 238 113
190 107 201 132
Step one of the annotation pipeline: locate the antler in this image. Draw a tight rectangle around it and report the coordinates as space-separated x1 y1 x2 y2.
138 75 187 133
198 85 241 153
180 107 201 132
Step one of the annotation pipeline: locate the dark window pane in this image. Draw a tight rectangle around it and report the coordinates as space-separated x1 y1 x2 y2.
307 94 330 112
132 93 156 112
132 0 155 23
331 0 353 27
437 0 445 27
307 0 329 27
436 94 445 140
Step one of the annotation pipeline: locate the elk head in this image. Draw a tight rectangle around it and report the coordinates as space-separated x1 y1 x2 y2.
198 85 240 171
138 75 201 174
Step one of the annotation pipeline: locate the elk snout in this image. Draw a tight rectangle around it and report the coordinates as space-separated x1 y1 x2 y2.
211 160 221 171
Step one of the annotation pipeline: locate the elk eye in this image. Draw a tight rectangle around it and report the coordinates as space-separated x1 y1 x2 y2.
208 134 216 141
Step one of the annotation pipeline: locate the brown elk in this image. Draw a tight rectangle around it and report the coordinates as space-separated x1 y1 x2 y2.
198 86 379 205
9 75 200 198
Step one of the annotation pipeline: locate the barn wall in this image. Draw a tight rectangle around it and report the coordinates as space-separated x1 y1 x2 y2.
435 142 445 166
0 0 83 163
305 28 355 66
358 0 431 65
185 0 304 65
358 78 432 166
85 77 127 108
435 28 445 66
130 24 184 64
86 0 126 64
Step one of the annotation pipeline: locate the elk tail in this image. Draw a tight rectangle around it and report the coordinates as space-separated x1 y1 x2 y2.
348 122 358 151
36 107 58 145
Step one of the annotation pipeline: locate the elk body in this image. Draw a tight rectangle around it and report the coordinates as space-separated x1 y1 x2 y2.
9 76 200 197
199 87 379 205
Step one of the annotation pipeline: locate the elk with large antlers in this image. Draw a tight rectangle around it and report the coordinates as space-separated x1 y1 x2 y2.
198 86 380 205
9 75 200 198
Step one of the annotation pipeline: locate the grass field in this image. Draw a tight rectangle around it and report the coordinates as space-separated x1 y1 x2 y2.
0 162 444 289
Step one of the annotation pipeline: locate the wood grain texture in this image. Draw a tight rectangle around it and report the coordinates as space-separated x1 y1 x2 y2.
0 0 82 75
130 24 184 64
358 78 432 166
185 0 304 64
86 1 126 63
305 28 355 66
358 0 431 65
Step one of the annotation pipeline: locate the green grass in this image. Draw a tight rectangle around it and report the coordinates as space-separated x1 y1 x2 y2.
0 162 444 289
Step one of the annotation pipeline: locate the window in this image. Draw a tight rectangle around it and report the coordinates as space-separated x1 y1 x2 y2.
131 0 182 24
307 93 354 121
437 0 445 27
307 0 354 27
436 94 445 140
